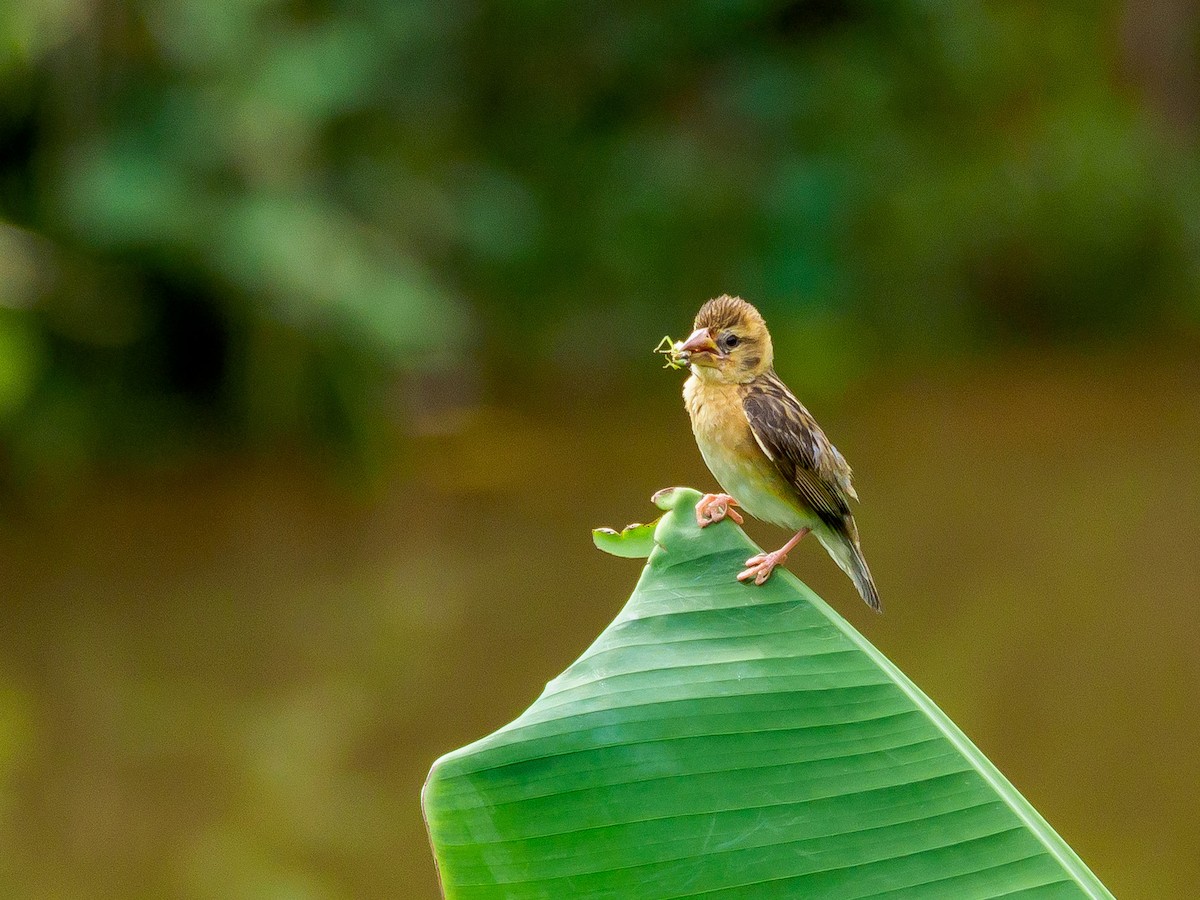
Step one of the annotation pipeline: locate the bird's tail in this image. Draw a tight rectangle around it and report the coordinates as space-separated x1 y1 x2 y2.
816 529 882 613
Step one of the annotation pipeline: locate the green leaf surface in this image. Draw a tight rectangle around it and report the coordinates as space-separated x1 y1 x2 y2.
424 487 1112 899
591 521 657 558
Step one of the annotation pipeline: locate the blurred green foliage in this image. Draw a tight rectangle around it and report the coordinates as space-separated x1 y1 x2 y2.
0 0 1196 474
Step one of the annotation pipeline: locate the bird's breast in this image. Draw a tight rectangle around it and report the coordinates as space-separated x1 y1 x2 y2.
684 376 749 447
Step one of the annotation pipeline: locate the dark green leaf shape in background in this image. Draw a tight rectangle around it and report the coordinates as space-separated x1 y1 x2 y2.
423 487 1113 899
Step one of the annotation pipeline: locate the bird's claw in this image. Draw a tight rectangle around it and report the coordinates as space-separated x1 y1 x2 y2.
738 551 786 585
695 493 743 527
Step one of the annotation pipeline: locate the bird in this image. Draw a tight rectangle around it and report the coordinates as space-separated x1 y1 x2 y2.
670 295 881 611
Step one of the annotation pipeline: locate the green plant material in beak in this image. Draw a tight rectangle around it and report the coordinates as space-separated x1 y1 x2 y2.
423 487 1113 899
654 334 687 369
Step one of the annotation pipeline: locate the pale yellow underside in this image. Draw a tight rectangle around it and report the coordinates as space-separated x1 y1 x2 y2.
683 373 819 533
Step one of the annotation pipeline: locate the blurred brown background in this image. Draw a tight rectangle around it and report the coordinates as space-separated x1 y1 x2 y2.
1 1 1198 897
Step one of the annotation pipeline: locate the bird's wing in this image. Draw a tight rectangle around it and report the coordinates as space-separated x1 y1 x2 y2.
741 372 858 530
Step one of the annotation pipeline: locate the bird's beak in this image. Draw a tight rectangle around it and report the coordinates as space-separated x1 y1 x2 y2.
676 328 719 363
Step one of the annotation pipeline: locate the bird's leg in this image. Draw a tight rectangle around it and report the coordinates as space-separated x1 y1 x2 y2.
695 493 744 527
738 527 811 585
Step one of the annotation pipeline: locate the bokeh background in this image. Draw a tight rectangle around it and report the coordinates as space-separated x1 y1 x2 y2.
1 1 1198 897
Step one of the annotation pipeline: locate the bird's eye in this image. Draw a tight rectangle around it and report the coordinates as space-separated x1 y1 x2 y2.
721 333 739 350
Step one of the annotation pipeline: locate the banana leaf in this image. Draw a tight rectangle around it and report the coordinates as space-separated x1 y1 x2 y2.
423 487 1112 899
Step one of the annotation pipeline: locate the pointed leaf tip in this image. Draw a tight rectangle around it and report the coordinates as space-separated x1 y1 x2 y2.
594 488 708 558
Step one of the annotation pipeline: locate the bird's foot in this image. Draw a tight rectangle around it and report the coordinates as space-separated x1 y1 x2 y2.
737 549 788 585
695 493 743 527
737 528 809 585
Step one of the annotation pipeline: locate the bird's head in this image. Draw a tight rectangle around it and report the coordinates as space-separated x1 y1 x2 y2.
676 295 773 383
